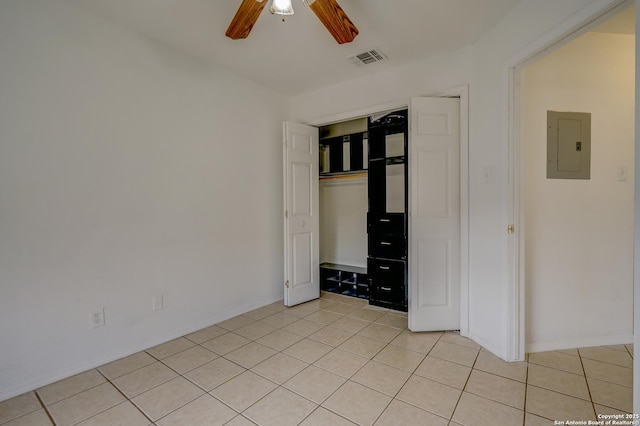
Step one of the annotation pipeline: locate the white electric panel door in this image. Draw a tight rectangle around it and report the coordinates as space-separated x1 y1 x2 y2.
547 111 591 179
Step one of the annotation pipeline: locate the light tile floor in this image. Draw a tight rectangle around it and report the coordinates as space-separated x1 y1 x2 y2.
0 292 633 426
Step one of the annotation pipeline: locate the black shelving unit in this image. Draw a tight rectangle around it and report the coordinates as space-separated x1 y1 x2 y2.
319 133 367 177
367 110 408 312
320 263 369 299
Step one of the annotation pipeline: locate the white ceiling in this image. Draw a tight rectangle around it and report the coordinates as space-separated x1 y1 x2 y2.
63 0 525 95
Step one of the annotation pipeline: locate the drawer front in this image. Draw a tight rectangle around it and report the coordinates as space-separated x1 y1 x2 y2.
368 234 405 260
370 282 406 306
368 258 405 286
367 213 406 235
368 257 406 306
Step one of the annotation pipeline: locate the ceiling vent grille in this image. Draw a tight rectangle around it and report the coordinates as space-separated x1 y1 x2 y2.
350 48 388 66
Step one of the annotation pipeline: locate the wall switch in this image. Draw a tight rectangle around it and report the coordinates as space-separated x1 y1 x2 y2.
90 308 105 328
152 294 164 311
617 166 628 182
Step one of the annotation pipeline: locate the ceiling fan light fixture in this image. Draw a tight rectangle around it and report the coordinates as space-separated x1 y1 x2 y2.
270 0 294 16
226 0 358 43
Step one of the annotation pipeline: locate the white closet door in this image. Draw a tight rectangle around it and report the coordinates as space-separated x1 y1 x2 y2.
283 122 320 306
409 97 460 331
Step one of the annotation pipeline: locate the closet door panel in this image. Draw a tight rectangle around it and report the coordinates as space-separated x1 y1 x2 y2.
416 239 450 308
284 122 320 307
409 97 460 331
416 149 449 219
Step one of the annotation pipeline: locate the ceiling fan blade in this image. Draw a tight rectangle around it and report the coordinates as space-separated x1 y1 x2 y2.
226 0 268 40
305 0 359 44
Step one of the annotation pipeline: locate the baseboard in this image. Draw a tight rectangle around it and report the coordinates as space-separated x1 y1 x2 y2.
526 334 633 354
0 293 283 402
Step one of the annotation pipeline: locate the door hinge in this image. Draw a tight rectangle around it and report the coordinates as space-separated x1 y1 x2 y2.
508 224 515 234
285 210 288 219
285 280 289 288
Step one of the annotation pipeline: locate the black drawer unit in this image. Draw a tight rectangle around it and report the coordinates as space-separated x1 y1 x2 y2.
370 283 406 308
368 258 405 284
368 258 407 310
368 234 406 260
367 109 409 312
367 213 406 235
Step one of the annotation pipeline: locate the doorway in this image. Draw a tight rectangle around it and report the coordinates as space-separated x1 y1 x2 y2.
307 88 470 335
509 2 635 357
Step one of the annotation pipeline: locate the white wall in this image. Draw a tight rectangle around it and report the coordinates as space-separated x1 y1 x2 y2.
0 0 288 400
0 0 630 402
320 178 368 268
523 32 634 352
468 0 623 359
289 48 474 124
293 0 622 360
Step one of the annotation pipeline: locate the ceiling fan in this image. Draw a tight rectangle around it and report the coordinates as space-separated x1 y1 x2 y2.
226 0 359 44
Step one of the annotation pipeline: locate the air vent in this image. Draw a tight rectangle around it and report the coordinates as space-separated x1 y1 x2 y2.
350 48 388 66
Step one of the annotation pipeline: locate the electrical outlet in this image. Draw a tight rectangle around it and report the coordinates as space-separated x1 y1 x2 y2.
90 308 105 329
152 294 163 311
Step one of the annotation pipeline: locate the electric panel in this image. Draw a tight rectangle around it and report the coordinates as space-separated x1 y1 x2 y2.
547 111 591 179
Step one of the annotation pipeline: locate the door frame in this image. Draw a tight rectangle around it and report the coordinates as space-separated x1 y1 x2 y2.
309 85 470 336
506 0 633 361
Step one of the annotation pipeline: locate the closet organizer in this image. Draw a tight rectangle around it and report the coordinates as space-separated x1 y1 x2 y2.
319 110 408 312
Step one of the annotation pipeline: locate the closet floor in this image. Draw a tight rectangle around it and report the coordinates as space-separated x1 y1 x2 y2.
0 292 633 426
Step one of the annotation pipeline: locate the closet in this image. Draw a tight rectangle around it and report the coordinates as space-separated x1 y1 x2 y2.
284 97 461 329
319 109 408 312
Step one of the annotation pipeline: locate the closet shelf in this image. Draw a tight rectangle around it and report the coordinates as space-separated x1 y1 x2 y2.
320 263 366 274
369 156 405 165
319 171 368 180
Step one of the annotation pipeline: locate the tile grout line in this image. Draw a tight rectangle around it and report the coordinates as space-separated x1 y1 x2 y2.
261 302 415 425
95 364 155 425
38 373 130 426
522 353 529 426
295 404 352 426
113 340 250 425
354 327 408 426
528 350 629 419
34 377 114 423
624 344 634 359
371 330 455 423
577 348 599 420
424 331 462 425
447 336 480 426
222 309 349 424
319 322 425 424
33 391 56 426
288 310 398 425
194 300 386 425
